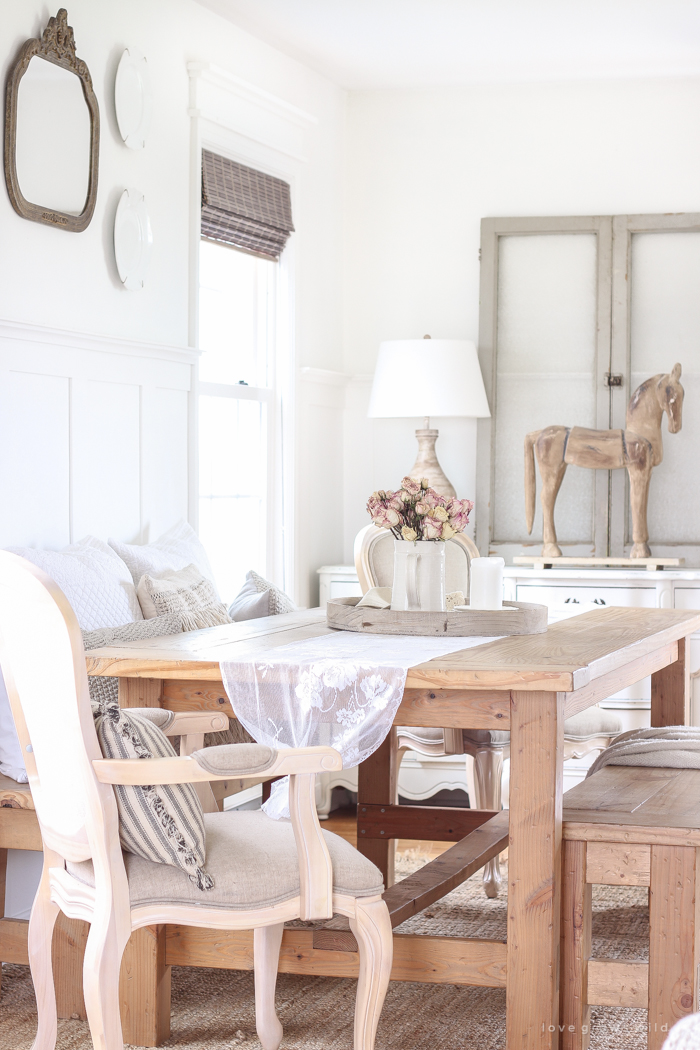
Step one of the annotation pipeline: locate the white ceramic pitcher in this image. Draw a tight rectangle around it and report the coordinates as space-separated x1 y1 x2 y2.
391 540 446 612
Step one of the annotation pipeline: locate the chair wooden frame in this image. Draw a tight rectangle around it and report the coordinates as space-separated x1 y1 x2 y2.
0 553 393 1050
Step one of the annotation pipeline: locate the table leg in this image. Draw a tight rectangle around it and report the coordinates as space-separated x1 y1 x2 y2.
53 916 89 1018
651 635 690 727
119 925 171 1046
507 690 565 1050
357 729 399 889
118 678 164 709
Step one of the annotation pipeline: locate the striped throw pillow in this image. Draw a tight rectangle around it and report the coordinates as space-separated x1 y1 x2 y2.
92 699 213 891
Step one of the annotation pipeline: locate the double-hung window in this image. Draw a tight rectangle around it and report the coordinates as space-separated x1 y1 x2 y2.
197 152 294 601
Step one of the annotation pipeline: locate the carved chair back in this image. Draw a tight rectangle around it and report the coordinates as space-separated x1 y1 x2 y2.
354 523 480 595
0 552 122 875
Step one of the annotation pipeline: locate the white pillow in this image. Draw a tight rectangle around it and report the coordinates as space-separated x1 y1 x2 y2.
109 522 219 596
0 670 27 783
6 537 142 631
228 570 296 622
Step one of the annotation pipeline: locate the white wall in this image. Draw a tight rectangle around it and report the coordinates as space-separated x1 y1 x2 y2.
342 78 700 560
0 0 348 603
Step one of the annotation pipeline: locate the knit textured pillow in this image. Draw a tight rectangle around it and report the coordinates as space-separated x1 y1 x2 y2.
83 613 185 708
92 699 213 891
136 564 231 631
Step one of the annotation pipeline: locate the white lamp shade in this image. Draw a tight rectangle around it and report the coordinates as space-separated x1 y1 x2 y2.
367 339 491 419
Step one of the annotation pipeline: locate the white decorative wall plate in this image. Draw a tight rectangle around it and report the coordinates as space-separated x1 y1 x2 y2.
114 188 153 291
114 48 152 150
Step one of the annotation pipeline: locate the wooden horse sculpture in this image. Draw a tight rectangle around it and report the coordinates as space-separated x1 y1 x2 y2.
525 364 684 559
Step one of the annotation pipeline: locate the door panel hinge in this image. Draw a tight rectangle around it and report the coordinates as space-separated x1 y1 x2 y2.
605 373 623 387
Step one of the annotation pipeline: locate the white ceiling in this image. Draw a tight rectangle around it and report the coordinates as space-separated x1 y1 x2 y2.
195 0 700 89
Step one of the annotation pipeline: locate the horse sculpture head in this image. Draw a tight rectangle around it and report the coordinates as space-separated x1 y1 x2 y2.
659 362 684 434
627 362 684 435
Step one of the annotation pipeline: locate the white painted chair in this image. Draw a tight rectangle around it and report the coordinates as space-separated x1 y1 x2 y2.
0 552 392 1050
354 523 622 897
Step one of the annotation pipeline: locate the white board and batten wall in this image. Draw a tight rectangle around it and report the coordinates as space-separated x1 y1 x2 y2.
0 320 193 550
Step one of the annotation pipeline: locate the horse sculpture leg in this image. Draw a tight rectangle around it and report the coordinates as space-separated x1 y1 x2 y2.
627 464 653 559
535 428 569 558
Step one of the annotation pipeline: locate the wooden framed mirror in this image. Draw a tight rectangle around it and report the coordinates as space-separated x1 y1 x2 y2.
4 8 99 232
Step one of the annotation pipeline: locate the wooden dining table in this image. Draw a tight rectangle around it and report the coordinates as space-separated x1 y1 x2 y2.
82 604 700 1049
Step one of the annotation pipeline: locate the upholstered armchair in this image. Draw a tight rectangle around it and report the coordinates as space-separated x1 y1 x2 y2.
0 553 392 1050
354 524 621 897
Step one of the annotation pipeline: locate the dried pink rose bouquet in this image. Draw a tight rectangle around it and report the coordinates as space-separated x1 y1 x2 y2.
367 477 473 542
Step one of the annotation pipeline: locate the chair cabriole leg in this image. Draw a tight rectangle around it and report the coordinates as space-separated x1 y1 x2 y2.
254 923 284 1050
82 903 128 1050
473 746 504 897
28 857 60 1050
349 897 393 1050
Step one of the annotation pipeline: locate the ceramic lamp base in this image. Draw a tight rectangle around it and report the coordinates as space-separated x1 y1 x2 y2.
408 427 455 498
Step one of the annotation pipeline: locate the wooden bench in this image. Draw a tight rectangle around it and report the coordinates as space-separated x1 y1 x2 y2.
561 764 700 1050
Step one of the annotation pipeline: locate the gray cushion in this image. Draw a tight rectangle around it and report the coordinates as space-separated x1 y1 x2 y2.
228 570 296 622
563 708 623 741
396 727 444 746
192 742 277 776
128 708 176 732
67 810 384 910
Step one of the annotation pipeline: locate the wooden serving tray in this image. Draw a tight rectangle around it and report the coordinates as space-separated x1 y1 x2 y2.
326 596 548 636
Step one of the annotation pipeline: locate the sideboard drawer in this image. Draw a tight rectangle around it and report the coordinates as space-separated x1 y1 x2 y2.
515 584 657 608
674 588 700 611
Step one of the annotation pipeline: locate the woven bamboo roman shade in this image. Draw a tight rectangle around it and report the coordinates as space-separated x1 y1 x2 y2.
201 150 294 260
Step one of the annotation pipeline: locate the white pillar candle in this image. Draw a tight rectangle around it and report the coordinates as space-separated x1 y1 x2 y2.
469 557 505 610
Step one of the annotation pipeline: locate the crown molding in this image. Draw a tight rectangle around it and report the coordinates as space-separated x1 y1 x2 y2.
188 61 317 162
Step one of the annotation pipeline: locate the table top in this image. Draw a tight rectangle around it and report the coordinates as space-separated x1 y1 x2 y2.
85 605 700 693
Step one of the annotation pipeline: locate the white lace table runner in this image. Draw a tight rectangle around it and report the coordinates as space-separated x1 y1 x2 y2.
220 630 503 819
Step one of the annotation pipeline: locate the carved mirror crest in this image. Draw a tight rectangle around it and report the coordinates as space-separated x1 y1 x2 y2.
4 8 100 232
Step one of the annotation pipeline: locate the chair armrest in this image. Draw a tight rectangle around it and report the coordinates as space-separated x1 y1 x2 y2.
126 709 229 737
92 745 341 785
168 711 229 736
92 743 339 921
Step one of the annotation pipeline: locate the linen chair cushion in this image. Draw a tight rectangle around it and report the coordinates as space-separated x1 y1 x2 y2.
67 810 384 910
92 701 213 890
109 521 219 594
136 564 232 630
228 569 297 622
460 708 622 749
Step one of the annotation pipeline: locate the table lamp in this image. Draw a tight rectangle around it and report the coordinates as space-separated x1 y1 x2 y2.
367 337 491 498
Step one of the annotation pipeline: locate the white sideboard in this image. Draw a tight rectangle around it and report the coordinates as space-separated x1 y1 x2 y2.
503 567 700 729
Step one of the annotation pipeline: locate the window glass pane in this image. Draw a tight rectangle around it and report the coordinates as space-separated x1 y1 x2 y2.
630 231 700 545
199 240 272 387
493 234 598 544
198 395 267 602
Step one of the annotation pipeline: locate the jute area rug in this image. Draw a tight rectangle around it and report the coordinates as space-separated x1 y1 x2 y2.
0 849 650 1050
